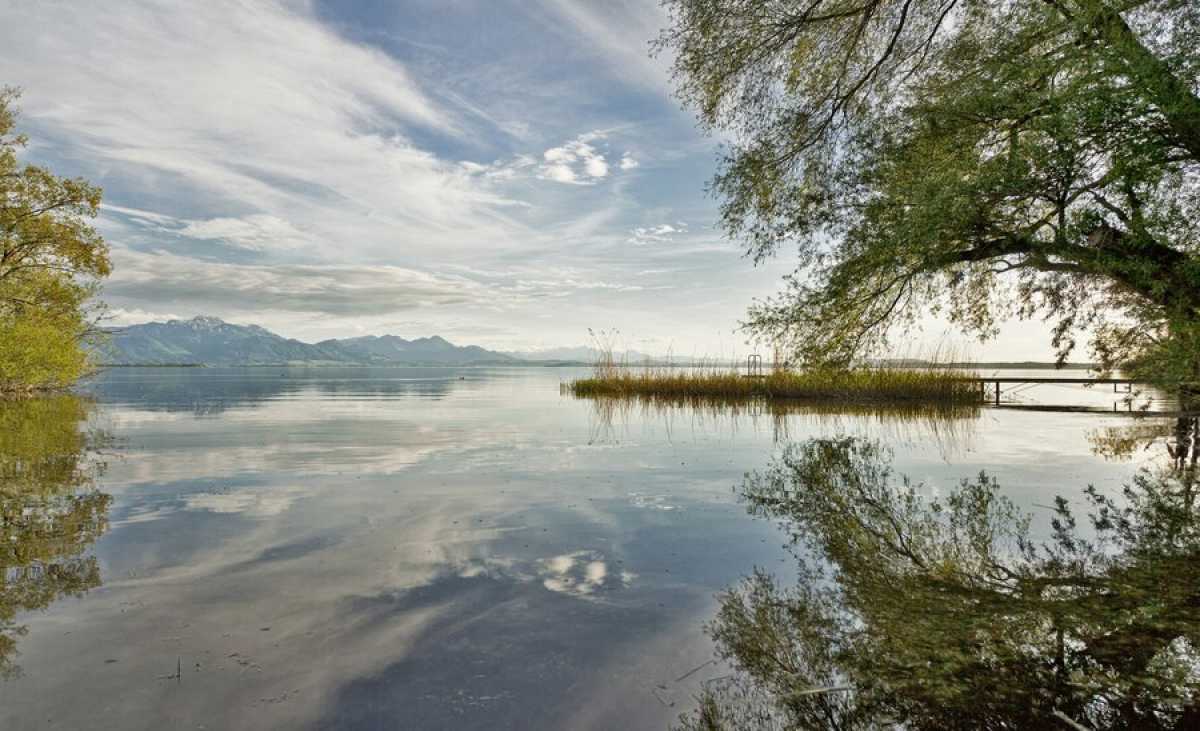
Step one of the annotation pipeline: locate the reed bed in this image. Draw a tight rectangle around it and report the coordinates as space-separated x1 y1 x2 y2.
568 361 981 406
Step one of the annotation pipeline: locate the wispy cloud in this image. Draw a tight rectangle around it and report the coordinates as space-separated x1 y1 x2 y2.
0 0 533 262
105 249 501 317
627 222 688 245
532 0 672 92
104 204 321 254
175 215 312 252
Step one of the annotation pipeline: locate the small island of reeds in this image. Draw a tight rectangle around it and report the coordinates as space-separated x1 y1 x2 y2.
567 358 982 406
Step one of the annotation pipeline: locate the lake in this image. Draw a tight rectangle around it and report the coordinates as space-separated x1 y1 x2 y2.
0 366 1187 729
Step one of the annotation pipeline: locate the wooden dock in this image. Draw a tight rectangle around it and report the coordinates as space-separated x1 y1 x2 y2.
965 377 1137 405
738 351 1162 407
966 377 1137 385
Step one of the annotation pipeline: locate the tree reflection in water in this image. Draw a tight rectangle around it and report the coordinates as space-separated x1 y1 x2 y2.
1090 416 1198 472
677 437 1200 730
1 396 111 679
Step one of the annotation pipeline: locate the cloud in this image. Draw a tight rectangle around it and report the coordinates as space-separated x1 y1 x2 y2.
105 249 502 317
0 0 532 263
456 131 632 186
627 222 688 245
533 0 673 92
102 205 315 252
177 215 313 252
101 204 182 228
458 154 538 182
104 307 184 326
510 277 645 294
446 262 653 295
537 132 611 185
102 249 658 320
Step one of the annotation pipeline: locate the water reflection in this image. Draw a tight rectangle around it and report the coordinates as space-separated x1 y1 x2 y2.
680 438 1200 729
0 368 1166 728
85 366 480 415
1171 416 1199 470
1090 415 1199 470
584 395 978 454
0 396 111 678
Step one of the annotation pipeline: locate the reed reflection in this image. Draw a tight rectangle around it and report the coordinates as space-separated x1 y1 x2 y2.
678 437 1200 730
583 394 977 453
0 396 111 679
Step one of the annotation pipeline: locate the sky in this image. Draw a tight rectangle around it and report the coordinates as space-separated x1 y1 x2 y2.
1 0 1056 359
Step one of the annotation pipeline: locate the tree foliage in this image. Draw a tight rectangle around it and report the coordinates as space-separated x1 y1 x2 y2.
0 87 110 392
676 437 1200 729
659 0 1200 379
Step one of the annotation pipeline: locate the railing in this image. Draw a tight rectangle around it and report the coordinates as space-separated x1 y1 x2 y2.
746 354 764 378
963 377 1138 406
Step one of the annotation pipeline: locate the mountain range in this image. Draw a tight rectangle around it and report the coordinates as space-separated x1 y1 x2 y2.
100 316 521 366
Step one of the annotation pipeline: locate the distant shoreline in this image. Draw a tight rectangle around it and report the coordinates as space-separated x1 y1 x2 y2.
95 360 1098 370
99 363 207 368
95 361 590 369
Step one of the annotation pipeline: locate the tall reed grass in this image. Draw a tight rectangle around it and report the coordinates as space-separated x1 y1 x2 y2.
567 337 981 406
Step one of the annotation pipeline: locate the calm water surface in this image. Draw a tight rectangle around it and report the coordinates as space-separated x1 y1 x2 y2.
0 367 1177 729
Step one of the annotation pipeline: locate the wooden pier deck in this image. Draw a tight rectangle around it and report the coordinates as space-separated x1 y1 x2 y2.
963 377 1138 405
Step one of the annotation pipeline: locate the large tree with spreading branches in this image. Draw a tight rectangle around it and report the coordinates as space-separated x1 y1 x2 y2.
659 0 1200 382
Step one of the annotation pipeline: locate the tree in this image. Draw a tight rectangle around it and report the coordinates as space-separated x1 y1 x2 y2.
676 437 1200 729
659 1 1200 382
0 87 110 392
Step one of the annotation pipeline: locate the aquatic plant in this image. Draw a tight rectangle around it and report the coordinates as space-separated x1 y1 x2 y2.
567 341 981 406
